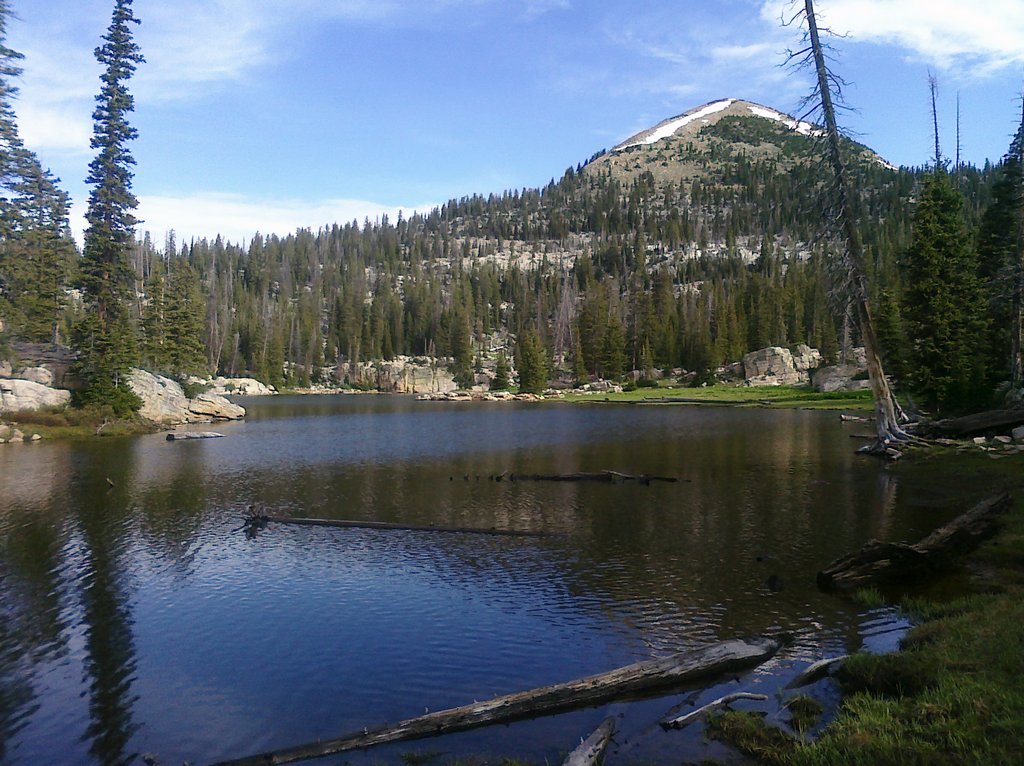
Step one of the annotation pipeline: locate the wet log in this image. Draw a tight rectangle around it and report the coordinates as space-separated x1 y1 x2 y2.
562 717 616 766
212 636 782 766
245 510 545 539
660 692 768 730
512 470 679 485
166 431 224 441
924 408 1024 438
817 493 1012 592
783 656 849 690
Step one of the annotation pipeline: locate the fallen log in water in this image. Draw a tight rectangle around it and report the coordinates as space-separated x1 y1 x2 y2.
783 656 849 690
660 692 768 730
509 470 680 485
562 717 616 766
817 493 1012 592
211 636 782 766
242 508 546 539
166 431 224 441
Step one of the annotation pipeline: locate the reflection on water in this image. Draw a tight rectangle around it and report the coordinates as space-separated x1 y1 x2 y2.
0 397 978 764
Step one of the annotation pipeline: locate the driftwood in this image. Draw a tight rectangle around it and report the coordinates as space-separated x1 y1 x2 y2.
211 637 782 766
817 493 1012 592
166 431 224 441
242 508 545 539
508 470 679 485
924 408 1024 438
660 692 768 730
783 656 849 690
562 717 616 766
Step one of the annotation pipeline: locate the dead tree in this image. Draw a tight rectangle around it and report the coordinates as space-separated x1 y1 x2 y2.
785 0 911 450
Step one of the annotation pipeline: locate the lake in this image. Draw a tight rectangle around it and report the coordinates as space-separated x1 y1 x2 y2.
0 395 967 765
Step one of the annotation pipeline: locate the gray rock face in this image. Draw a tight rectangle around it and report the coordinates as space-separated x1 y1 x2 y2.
349 357 457 394
812 364 871 393
743 346 818 386
0 378 72 413
1013 425 1024 442
8 341 82 389
206 377 276 396
129 369 245 425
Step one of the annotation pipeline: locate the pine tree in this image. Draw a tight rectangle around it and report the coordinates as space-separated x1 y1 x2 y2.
516 331 548 394
491 351 510 391
901 169 989 412
0 2 75 343
75 0 144 415
977 107 1024 395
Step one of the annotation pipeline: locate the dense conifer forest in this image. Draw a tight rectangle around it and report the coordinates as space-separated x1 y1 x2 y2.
1 0 1021 415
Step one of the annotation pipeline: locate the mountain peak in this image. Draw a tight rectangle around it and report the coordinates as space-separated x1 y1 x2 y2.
613 98 819 152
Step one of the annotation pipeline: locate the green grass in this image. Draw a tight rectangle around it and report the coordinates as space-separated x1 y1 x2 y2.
709 486 1024 766
560 383 875 410
2 405 156 440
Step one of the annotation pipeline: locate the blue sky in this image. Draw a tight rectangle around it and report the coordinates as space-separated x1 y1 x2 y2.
7 0 1024 245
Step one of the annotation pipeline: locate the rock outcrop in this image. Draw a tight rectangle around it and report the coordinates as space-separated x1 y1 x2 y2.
348 357 457 394
742 345 822 387
129 369 245 425
205 377 276 396
812 364 871 393
6 341 82 389
0 378 72 413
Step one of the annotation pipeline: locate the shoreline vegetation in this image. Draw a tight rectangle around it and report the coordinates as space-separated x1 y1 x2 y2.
1 383 875 442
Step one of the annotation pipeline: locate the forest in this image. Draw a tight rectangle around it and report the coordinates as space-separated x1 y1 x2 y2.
1 0 1022 415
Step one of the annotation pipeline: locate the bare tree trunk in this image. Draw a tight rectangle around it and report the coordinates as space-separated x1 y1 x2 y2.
803 0 909 445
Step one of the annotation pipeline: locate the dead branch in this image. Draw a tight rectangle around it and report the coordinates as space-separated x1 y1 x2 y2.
562 717 616 766
660 692 768 730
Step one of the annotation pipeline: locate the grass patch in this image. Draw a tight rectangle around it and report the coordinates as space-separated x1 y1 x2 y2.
786 696 824 736
3 405 156 439
560 383 874 410
706 711 797 765
851 588 887 608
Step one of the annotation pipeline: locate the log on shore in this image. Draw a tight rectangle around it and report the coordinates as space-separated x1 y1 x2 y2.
562 717 616 766
817 493 1012 592
510 470 679 485
211 636 782 766
923 408 1024 438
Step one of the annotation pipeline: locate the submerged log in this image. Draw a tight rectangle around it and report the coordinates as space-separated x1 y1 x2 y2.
212 636 782 766
243 508 546 538
783 656 849 690
511 470 679 485
660 692 768 730
166 431 224 441
817 493 1012 592
562 717 616 766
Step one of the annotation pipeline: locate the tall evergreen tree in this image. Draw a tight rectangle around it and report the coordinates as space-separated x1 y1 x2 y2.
902 168 989 412
977 106 1024 395
0 2 75 343
515 331 548 394
75 0 144 414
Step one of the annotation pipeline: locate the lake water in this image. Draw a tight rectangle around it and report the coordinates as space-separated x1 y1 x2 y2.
0 395 969 765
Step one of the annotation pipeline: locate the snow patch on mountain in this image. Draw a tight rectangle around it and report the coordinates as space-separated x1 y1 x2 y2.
745 104 820 136
619 98 736 150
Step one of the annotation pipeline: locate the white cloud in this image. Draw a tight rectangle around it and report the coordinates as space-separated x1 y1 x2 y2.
760 0 1024 73
130 193 438 246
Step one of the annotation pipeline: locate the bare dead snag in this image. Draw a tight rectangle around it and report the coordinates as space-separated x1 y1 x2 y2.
211 637 782 766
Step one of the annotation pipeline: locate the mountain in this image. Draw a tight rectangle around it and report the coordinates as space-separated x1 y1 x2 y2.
586 97 895 185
